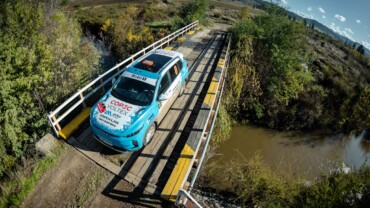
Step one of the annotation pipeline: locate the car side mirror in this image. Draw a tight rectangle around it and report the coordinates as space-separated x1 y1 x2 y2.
158 93 169 101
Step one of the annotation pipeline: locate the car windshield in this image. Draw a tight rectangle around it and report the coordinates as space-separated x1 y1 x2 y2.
111 77 155 106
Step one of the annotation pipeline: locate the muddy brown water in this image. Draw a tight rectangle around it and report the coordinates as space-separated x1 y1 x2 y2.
213 124 370 179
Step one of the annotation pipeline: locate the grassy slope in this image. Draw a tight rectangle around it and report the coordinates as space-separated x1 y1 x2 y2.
0 143 67 208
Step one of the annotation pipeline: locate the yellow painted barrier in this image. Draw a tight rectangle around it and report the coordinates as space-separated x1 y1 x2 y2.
195 26 201 30
59 108 91 140
218 59 225 67
177 37 186 43
164 46 173 50
161 144 195 202
204 77 219 107
187 30 195 35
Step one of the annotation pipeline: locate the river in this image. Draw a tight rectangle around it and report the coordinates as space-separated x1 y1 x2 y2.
213 124 370 179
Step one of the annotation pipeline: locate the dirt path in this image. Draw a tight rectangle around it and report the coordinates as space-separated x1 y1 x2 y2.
21 146 109 208
21 144 164 208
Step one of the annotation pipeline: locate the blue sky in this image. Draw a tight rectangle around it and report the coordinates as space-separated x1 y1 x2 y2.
270 0 370 50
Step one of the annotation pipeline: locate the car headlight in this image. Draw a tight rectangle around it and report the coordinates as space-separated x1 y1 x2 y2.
125 125 144 138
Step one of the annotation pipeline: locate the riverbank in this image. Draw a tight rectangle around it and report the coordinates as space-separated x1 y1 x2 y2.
213 124 370 179
199 129 370 207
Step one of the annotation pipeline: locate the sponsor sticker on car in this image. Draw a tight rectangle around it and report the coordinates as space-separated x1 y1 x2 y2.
123 71 156 86
93 96 141 131
97 102 106 113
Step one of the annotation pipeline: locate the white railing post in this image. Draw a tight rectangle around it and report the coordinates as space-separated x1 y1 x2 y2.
79 90 86 108
52 115 61 132
48 114 59 135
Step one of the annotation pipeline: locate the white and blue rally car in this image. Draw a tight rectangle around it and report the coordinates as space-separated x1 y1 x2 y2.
90 49 189 151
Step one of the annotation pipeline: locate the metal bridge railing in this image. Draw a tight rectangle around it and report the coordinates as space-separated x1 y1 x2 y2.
176 35 232 208
47 21 199 136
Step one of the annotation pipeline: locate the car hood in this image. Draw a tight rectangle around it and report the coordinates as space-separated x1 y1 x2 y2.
91 94 145 135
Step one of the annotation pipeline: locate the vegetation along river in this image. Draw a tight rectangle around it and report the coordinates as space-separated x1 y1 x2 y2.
214 124 370 179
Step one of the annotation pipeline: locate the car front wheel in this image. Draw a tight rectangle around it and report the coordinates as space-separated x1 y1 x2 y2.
143 123 156 146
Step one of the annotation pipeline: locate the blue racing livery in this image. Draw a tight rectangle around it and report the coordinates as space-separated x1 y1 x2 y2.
90 49 189 151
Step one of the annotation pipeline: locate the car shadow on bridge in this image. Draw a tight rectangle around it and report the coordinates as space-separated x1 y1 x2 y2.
101 175 167 208
69 130 167 206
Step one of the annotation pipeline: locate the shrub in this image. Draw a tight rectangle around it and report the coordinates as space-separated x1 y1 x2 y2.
0 0 100 178
207 154 370 207
180 0 209 24
212 9 222 18
207 154 302 207
295 167 370 207
211 104 232 145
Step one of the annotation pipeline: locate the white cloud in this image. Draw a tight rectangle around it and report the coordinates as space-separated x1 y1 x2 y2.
329 22 354 41
361 41 370 50
295 10 315 20
322 15 326 19
329 22 340 33
356 19 361 24
281 0 288 4
296 11 309 18
307 7 312 11
345 28 354 35
334 14 346 22
368 34 370 37
318 7 326 13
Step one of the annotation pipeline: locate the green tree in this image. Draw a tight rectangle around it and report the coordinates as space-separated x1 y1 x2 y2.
43 11 100 103
352 43 356 49
227 5 313 128
180 0 209 24
0 0 100 177
350 87 370 130
107 6 156 59
357 44 365 55
0 1 52 176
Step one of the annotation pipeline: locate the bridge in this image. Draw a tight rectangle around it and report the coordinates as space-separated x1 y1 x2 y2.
47 21 231 207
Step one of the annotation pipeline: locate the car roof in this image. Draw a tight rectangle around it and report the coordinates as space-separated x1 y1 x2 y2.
133 54 172 73
124 49 183 80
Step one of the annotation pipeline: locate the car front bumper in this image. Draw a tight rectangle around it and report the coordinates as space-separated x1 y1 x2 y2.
91 123 145 152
